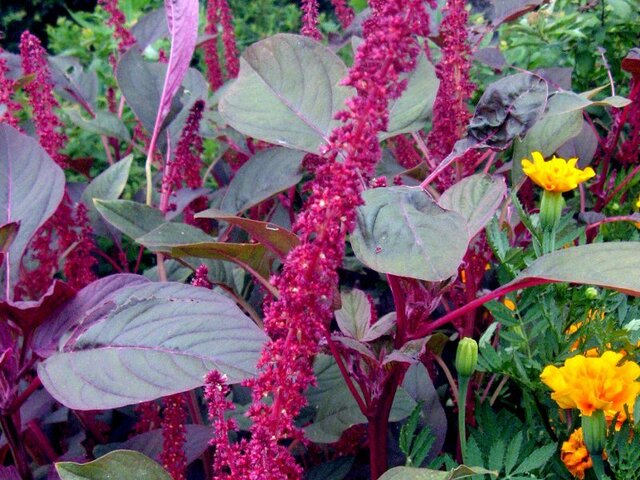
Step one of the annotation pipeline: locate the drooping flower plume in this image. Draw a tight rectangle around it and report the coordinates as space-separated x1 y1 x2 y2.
204 0 240 90
98 0 136 53
0 49 20 128
19 31 68 168
522 151 596 193
540 351 640 416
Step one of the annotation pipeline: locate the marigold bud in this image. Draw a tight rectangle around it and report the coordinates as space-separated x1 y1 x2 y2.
582 409 606 455
584 287 598 300
455 337 478 377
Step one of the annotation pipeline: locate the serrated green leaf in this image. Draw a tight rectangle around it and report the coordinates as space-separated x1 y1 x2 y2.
503 431 523 474
487 439 505 473
512 443 556 475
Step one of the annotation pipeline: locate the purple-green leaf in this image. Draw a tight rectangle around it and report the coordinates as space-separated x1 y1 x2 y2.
0 125 66 300
33 274 150 357
196 208 300 259
511 242 640 296
439 174 507 239
217 147 305 214
219 34 353 153
38 282 267 410
350 187 468 281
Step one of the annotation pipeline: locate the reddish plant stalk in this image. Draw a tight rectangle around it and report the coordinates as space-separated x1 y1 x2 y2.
206 1 433 478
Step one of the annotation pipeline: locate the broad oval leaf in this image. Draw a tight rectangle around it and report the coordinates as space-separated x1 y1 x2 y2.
219 33 353 153
0 125 65 299
439 174 507 239
94 199 165 240
38 282 267 409
33 274 150 357
378 465 498 480
468 73 548 149
56 450 171 480
511 242 640 296
383 51 439 139
138 222 275 287
81 156 133 236
350 187 468 281
219 147 305 213
66 108 131 142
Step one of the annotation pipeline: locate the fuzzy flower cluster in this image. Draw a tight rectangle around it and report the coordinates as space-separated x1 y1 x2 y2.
205 1 433 478
204 0 239 90
98 0 136 53
540 351 640 416
522 151 596 193
19 32 68 168
160 394 188 480
17 197 97 299
0 49 20 128
426 0 475 163
330 0 355 28
301 0 322 40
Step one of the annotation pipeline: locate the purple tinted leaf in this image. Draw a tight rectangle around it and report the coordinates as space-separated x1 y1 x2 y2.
164 187 211 221
439 174 507 239
334 289 371 340
49 56 98 112
0 281 75 334
38 282 267 409
535 67 573 92
149 0 199 150
33 274 150 357
474 47 507 72
468 73 548 149
195 209 300 259
490 0 545 26
0 125 66 300
0 466 20 480
217 148 305 214
93 425 213 465
350 187 468 281
557 120 598 166
132 7 169 50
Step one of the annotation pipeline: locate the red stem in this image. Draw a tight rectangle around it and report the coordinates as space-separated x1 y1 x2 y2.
9 377 42 414
409 278 552 340
326 332 368 416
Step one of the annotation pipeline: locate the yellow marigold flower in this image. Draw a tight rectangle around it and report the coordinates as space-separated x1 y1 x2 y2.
521 151 595 193
636 195 640 210
561 428 593 479
540 351 640 416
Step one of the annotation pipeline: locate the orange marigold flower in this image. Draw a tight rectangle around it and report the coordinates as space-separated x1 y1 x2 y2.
540 351 640 416
561 428 592 479
503 298 516 311
521 151 595 193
